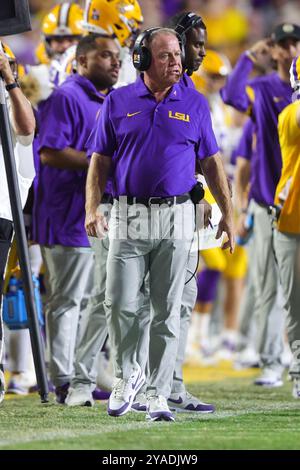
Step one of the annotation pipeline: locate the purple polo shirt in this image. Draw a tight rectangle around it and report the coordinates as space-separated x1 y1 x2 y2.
231 118 254 165
90 75 218 198
33 74 107 247
180 73 196 89
221 52 292 205
85 118 114 196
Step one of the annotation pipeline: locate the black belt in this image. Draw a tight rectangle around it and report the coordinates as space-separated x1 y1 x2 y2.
115 194 191 207
256 202 269 210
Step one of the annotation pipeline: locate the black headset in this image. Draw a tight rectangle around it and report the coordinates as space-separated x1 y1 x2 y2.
132 27 185 72
174 12 205 76
174 11 204 38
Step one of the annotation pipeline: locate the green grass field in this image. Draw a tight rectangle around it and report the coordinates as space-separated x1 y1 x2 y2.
1 365 300 450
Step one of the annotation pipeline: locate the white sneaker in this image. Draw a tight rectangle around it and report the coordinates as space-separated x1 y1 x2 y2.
147 395 175 422
234 347 260 370
6 372 34 395
292 378 300 399
65 387 94 407
254 368 283 387
184 343 217 367
108 365 145 417
131 391 147 412
168 391 215 413
0 370 5 404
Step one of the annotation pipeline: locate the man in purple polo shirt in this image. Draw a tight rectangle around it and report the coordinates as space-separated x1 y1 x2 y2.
33 34 120 403
86 28 234 421
67 13 215 414
221 23 300 386
161 12 215 413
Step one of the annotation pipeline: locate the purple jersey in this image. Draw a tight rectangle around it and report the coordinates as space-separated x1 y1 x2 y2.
232 118 255 164
85 113 114 196
90 75 218 198
221 52 292 205
180 73 196 89
33 74 107 247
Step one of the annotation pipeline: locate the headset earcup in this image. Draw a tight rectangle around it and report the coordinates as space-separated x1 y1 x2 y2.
140 45 151 71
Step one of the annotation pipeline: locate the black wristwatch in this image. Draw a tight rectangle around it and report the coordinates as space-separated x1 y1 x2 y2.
5 81 20 92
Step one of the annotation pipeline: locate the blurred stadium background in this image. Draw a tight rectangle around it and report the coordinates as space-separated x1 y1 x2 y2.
4 0 300 66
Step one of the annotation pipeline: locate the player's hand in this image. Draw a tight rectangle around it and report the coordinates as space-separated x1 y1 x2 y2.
248 39 273 71
85 209 108 239
216 215 235 253
0 52 15 84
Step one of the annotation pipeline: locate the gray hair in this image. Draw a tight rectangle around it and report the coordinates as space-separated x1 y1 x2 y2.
146 28 180 50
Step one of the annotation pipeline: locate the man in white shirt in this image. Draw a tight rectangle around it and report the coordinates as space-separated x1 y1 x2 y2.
0 43 36 404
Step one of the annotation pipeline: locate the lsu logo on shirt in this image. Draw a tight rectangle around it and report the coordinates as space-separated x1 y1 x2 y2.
168 111 190 123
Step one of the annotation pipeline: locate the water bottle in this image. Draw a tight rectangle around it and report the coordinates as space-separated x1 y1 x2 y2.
3 276 22 329
8 276 19 293
3 275 44 329
236 213 254 246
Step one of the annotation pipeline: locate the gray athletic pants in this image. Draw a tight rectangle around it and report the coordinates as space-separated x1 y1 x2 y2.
237 239 256 350
105 200 194 398
72 203 196 396
71 236 110 391
72 233 151 391
273 230 300 377
41 245 94 387
71 240 197 396
171 249 198 393
252 201 284 372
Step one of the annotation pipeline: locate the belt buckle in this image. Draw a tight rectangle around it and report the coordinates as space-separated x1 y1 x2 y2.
148 196 162 206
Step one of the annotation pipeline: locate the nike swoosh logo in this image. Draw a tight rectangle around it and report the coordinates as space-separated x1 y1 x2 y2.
168 397 183 404
127 111 142 117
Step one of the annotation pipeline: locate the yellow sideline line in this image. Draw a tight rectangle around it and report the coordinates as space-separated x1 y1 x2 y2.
183 361 258 383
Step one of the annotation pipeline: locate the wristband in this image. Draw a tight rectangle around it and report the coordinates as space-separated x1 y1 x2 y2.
5 81 20 92
245 50 257 63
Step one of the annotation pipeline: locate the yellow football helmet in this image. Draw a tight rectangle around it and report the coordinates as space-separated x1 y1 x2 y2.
1 42 15 61
35 42 51 65
192 49 231 93
290 55 300 91
42 3 84 38
0 42 18 80
83 0 143 48
201 49 231 77
42 3 84 56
